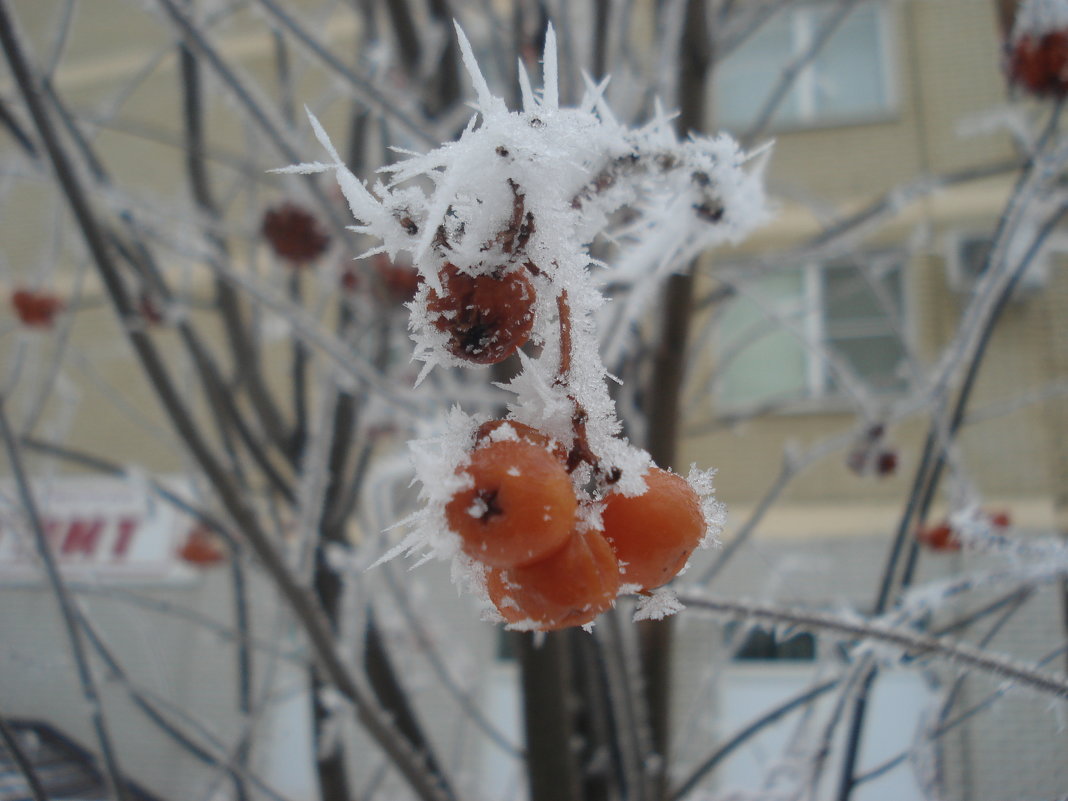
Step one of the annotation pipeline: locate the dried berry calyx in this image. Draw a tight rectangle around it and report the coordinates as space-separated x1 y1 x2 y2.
426 263 535 364
445 438 576 568
601 467 706 591
487 527 620 631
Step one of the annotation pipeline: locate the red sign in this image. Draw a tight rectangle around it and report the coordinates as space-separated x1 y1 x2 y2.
0 477 190 583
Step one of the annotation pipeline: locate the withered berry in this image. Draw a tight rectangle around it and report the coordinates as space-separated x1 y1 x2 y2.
426 263 535 364
487 528 620 631
446 439 575 568
601 468 706 591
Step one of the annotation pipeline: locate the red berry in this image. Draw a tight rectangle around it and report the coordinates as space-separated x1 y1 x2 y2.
1008 30 1068 97
601 468 706 591
445 439 576 568
262 202 330 264
425 263 535 364
875 449 898 477
917 521 961 552
988 510 1012 528
487 528 620 630
11 289 63 328
178 526 228 567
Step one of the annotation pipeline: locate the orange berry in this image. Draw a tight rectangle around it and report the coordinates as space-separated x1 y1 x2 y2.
446 439 575 568
601 468 706 591
487 528 620 630
426 263 535 364
178 526 228 567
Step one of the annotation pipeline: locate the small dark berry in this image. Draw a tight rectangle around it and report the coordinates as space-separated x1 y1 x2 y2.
11 289 63 328
262 202 330 264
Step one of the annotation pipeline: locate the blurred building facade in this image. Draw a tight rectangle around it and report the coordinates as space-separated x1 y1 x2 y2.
675 1 1068 799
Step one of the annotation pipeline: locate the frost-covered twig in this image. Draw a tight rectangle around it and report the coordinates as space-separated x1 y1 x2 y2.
679 595 1068 699
670 678 840 800
0 400 130 801
381 561 524 759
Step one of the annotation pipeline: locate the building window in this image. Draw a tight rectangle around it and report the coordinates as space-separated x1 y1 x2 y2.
726 623 817 661
715 258 908 409
945 228 1054 295
713 2 895 132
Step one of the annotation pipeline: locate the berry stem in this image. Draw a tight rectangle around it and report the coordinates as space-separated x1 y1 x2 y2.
554 290 599 474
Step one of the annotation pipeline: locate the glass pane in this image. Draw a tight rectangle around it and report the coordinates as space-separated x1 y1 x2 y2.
717 272 809 407
713 13 802 130
810 5 890 120
823 261 902 334
828 333 908 393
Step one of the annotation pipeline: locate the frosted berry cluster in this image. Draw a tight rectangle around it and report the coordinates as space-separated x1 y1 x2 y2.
282 25 764 629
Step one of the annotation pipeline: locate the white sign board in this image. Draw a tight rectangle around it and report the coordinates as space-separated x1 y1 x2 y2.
0 476 192 583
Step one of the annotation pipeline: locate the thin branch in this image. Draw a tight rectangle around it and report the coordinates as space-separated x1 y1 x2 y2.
177 27 292 459
679 596 1068 699
741 0 863 145
0 7 452 797
253 0 436 146
0 714 48 801
0 402 129 801
670 678 838 800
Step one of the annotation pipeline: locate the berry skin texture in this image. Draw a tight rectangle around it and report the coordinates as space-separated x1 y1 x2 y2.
11 289 63 328
426 263 535 364
445 439 576 569
487 528 620 631
601 468 706 591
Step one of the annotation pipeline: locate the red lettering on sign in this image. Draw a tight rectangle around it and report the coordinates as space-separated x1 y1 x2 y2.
112 517 139 558
62 518 105 556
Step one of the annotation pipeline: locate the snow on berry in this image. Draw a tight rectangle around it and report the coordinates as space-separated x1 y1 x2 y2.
1012 0 1068 39
281 24 764 629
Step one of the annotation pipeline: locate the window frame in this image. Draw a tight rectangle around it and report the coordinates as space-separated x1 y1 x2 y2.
712 0 901 134
712 254 912 415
